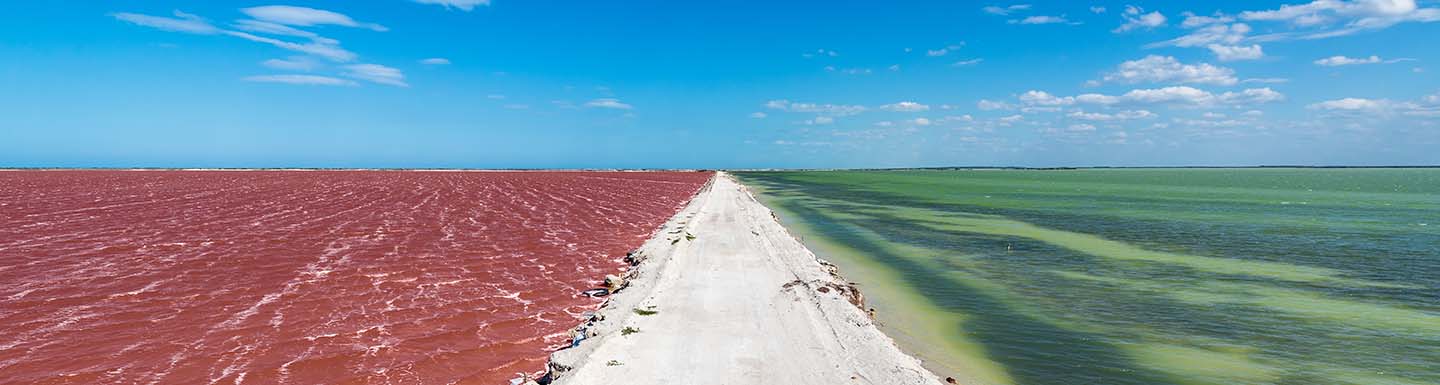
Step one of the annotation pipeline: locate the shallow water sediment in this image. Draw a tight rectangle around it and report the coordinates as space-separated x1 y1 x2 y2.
736 169 1440 385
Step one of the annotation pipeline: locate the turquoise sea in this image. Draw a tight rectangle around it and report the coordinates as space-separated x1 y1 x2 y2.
737 169 1439 385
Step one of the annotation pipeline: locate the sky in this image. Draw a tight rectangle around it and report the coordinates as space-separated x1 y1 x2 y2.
2 0 1438 168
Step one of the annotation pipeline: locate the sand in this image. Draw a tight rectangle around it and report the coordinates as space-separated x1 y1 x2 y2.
545 173 943 385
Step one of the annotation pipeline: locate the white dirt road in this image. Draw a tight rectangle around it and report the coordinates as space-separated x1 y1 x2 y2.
546 173 943 385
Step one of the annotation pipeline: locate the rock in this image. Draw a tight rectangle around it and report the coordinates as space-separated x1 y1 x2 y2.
604 274 626 291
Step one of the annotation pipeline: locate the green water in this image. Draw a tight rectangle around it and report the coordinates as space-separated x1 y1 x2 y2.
735 169 1440 385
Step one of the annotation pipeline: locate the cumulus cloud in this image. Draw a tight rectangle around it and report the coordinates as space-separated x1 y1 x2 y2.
1181 12 1236 28
585 98 634 110
1076 93 1122 105
749 112 768 119
1007 87 1284 108
243 74 356 86
343 64 408 87
978 100 1015 111
1067 109 1158 121
1308 97 1395 112
952 58 985 66
1207 44 1264 61
420 58 451 65
881 101 931 112
926 43 964 57
1239 0 1440 39
1313 55 1414 66
1150 23 1251 48
112 10 220 34
413 0 492 11
1114 5 1167 32
765 100 867 116
1102 55 1238 86
806 116 836 125
240 6 387 31
1010 15 1073 24
1019 90 1075 106
983 4 1033 15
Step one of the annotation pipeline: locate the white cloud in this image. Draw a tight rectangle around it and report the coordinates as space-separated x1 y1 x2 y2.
240 6 387 31
1102 55 1238 86
413 0 492 11
1181 12 1236 28
1239 0 1440 39
802 49 839 58
764 100 867 116
749 112 768 119
225 31 357 62
243 74 356 86
115 9 363 61
978 99 1014 110
1068 123 1098 132
585 98 634 110
1207 44 1264 61
1019 90 1075 106
1117 86 1213 105
952 58 985 66
112 10 220 34
232 19 337 44
1091 6 1108 14
261 56 320 71
420 58 451 65
343 64 408 87
983 4 1033 15
881 101 931 112
1308 97 1393 111
998 87 1283 110
807 116 836 125
1068 109 1157 121
926 44 964 56
1151 23 1251 48
911 118 933 126
1076 93 1122 105
1010 15 1072 25
1242 77 1290 84
1315 55 1381 66
825 66 873 75
1114 5 1167 32
1220 87 1287 104
1313 55 1414 66
487 94 506 99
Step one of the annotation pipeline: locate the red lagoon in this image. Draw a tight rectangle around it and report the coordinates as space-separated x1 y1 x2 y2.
0 170 711 385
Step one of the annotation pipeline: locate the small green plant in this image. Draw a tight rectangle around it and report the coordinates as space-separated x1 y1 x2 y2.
671 238 680 244
633 306 658 316
606 360 623 366
620 326 641 335
685 232 696 241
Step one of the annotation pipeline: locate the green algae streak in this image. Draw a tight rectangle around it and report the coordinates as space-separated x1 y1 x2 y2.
736 169 1440 385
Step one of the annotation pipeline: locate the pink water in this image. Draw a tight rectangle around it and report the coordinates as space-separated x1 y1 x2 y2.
0 170 710 384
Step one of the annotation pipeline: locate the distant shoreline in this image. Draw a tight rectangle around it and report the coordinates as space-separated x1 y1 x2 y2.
1 165 1437 172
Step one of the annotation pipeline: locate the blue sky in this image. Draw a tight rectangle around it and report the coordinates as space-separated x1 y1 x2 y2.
2 0 1438 168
